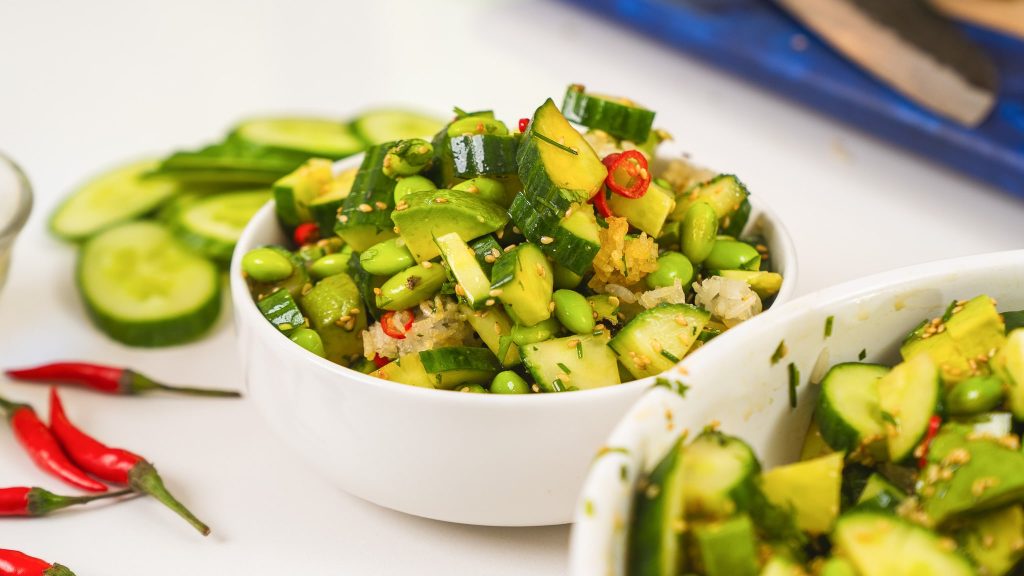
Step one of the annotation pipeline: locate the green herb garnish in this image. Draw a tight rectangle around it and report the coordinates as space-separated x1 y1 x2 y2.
660 350 681 363
532 131 579 155
771 340 788 365
824 315 834 338
787 362 800 409
576 340 584 359
558 362 572 375
859 348 867 361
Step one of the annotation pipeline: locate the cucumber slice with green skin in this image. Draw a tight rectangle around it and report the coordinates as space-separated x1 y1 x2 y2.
992 329 1024 419
391 189 509 262
273 159 347 228
172 189 270 263
418 347 502 389
854 473 905 512
833 511 974 576
609 303 710 380
469 235 501 277
448 134 519 179
1004 311 1024 332
627 436 687 576
490 243 554 327
561 85 656 143
350 109 445 146
760 452 844 534
77 221 220 347
232 117 366 158
256 288 305 333
519 332 619 392
435 232 491 309
299 273 366 364
345 250 385 321
877 354 940 462
51 159 179 242
459 304 520 367
335 143 399 252
549 202 602 276
681 431 761 520
308 167 356 232
607 181 676 237
957 505 1024 576
153 142 304 186
670 174 749 228
815 363 889 457
692 515 760 576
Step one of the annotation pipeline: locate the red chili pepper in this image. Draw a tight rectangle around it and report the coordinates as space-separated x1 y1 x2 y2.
917 415 943 468
380 310 415 340
48 389 211 536
372 354 391 368
518 118 530 133
293 222 320 246
0 395 106 493
0 486 131 517
0 550 75 576
5 362 240 398
602 150 651 199
589 187 614 218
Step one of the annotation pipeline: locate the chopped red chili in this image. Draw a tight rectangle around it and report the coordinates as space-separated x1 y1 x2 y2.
917 415 943 468
589 187 614 218
372 354 391 368
602 150 651 199
293 222 320 246
518 118 530 133
380 310 415 340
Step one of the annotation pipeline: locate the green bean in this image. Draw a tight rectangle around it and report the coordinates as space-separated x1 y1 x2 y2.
553 289 595 335
242 247 294 282
453 177 507 206
456 383 488 393
947 375 1005 416
360 238 415 276
394 175 437 203
375 264 447 311
490 371 530 394
704 239 761 271
646 252 694 290
511 317 561 346
310 253 350 280
553 263 583 289
681 201 718 264
288 328 325 358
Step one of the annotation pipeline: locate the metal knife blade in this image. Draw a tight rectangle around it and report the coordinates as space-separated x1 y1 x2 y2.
775 0 999 127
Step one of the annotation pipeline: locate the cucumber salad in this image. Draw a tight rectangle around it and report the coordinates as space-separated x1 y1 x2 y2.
628 296 1024 576
242 85 783 392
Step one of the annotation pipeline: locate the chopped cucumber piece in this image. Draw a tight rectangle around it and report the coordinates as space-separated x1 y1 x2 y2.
681 432 760 520
391 189 508 262
609 304 709 380
833 512 974 576
692 515 760 576
459 304 520 367
172 189 270 263
815 363 889 457
561 84 656 143
490 243 553 327
607 181 675 237
520 332 619 392
760 452 844 534
435 232 491 309
628 437 688 576
877 354 940 462
256 288 305 333
418 347 501 389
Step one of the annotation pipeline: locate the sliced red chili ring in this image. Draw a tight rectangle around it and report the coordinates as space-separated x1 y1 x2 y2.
293 222 320 246
589 186 614 218
372 354 391 368
518 118 530 133
603 150 650 199
380 310 415 340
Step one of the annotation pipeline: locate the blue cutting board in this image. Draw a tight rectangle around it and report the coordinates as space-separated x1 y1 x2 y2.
563 0 1024 197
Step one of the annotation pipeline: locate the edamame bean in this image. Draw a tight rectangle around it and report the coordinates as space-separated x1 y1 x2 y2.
288 328 325 358
383 139 433 178
490 371 530 394
511 317 561 346
947 375 1005 416
646 251 694 290
553 263 583 289
310 253 350 280
453 177 507 206
447 116 508 137
457 383 488 393
704 239 761 271
242 247 294 282
394 175 437 203
375 264 447 310
553 289 595 335
681 201 718 265
360 238 415 276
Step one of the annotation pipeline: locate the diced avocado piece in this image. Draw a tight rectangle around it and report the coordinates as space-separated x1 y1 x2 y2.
833 511 974 576
692 515 759 576
459 304 520 367
273 158 334 227
670 174 749 228
903 296 1007 385
719 270 784 300
298 273 366 363
372 353 434 388
991 329 1024 419
957 505 1024 576
391 189 508 262
607 181 675 237
308 166 356 231
799 417 833 461
609 303 710 380
418 347 501 389
946 295 1006 361
681 431 761 520
902 330 973 384
435 232 491 309
855 473 905 512
628 437 688 576
519 332 619 392
760 452 844 534
490 243 553 327
877 354 940 462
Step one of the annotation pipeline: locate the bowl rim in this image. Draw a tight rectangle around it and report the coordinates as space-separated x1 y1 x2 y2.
230 149 799 404
0 151 33 242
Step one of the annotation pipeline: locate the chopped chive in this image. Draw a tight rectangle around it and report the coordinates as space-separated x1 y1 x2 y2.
660 350 681 363
620 465 628 481
576 340 584 359
824 315 834 338
584 499 595 516
771 340 788 365
558 362 572 374
452 106 469 118
859 348 867 361
653 377 689 398
552 378 565 392
787 362 800 409
532 131 579 155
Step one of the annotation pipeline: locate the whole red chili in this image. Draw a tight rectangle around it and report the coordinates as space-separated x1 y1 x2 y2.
372 354 391 368
380 310 415 340
0 486 131 517
518 118 530 133
917 415 943 468
49 389 211 536
0 395 106 493
0 550 74 576
602 150 651 199
5 362 240 398
293 222 320 246
589 187 614 219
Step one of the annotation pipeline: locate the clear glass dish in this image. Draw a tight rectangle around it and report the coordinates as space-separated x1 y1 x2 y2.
0 152 33 293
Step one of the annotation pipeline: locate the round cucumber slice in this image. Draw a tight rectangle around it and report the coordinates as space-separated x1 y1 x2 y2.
351 109 445 145
51 159 179 242
77 221 221 346
172 189 270 263
232 117 365 158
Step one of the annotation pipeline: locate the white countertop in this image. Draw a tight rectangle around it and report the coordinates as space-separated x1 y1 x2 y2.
2 0 1024 573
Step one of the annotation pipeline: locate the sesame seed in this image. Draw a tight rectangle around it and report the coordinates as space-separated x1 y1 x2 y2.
485 299 495 306
373 287 382 295
395 202 409 212
421 261 433 268
489 289 503 297
484 254 496 263
435 197 449 204
393 226 401 234
375 201 387 210
503 244 517 253
536 263 546 277
455 284 466 296
338 215 349 223
301 283 313 296
540 236 554 245
512 226 521 234
548 301 555 312
358 203 373 213
531 384 540 393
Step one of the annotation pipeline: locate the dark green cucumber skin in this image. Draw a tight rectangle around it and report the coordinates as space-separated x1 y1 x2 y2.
256 289 305 332
628 437 686 576
309 199 345 233
562 88 656 143
155 140 304 185
419 347 501 373
722 198 751 239
346 250 385 321
449 134 519 179
470 235 501 277
174 223 238 264
335 142 397 238
489 245 519 290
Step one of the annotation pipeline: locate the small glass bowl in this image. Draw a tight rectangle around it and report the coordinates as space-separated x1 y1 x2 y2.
0 152 33 293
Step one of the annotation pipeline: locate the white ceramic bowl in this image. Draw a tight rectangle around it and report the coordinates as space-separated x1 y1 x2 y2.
230 153 797 526
569 249 1024 573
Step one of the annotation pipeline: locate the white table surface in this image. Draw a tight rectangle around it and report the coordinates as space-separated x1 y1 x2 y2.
2 0 1024 573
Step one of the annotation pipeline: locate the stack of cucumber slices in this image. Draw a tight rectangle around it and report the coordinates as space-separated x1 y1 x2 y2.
242 85 784 392
629 295 1024 576
51 110 443 346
